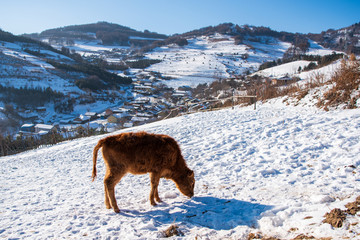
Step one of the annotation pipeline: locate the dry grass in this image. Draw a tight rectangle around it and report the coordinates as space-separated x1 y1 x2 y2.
257 56 359 109
162 224 183 238
318 56 360 109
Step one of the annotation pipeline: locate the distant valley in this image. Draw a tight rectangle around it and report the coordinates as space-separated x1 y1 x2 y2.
0 21 359 141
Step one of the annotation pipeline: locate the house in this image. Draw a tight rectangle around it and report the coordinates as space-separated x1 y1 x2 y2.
131 116 149 125
107 111 131 124
134 84 154 94
84 112 98 121
19 123 56 136
73 114 91 124
35 124 57 135
133 97 150 104
59 118 73 124
136 112 153 118
20 124 35 133
172 90 190 99
104 109 114 117
107 115 118 123
271 76 294 86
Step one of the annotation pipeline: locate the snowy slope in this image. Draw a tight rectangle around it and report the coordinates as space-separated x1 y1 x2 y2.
1 101 359 239
252 58 344 89
0 41 81 93
253 60 314 78
306 40 344 56
145 34 291 88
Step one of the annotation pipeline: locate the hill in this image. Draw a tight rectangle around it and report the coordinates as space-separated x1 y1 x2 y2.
0 100 359 239
0 28 133 134
307 22 360 54
24 21 168 47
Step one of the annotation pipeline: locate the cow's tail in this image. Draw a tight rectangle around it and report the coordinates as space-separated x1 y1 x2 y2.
92 139 105 182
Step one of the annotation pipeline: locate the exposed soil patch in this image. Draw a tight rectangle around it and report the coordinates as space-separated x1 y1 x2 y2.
345 196 360 215
162 224 183 238
323 208 347 228
292 234 316 239
247 232 280 240
323 195 360 228
248 196 360 240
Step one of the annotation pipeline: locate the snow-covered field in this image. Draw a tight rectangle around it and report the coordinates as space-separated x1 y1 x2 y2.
1 100 359 239
307 40 344 56
0 41 81 94
252 58 344 90
253 60 314 78
146 34 291 88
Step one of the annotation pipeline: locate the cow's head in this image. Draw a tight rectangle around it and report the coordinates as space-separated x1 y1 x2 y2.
175 169 195 198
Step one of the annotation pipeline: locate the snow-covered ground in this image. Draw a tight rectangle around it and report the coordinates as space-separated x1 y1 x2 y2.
306 40 344 56
252 58 344 89
253 60 314 78
1 100 359 239
49 39 130 58
145 34 291 88
298 60 343 85
0 40 81 94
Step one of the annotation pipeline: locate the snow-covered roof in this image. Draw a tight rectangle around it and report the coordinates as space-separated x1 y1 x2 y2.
35 124 55 130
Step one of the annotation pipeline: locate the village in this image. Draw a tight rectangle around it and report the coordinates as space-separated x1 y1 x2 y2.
17 76 200 138
17 72 289 139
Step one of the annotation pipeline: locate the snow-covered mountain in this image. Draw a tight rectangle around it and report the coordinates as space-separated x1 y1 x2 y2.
1 100 359 239
144 33 291 88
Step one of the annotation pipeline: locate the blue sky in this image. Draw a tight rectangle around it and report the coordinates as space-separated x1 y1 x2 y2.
1 0 359 35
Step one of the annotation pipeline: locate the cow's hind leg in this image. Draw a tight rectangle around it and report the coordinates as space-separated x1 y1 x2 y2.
149 172 162 205
104 169 125 213
155 187 162 203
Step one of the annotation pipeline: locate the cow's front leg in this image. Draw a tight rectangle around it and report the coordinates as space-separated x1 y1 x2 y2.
149 172 161 206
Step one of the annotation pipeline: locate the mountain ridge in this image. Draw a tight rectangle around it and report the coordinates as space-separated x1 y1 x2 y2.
21 21 360 54
23 21 168 47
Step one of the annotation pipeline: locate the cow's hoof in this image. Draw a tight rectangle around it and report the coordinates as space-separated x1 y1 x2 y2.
114 208 120 213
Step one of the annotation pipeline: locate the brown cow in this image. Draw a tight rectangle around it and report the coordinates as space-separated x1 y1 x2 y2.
92 131 195 213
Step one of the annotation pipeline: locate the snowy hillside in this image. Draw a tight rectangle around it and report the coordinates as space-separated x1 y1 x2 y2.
0 41 79 93
252 57 344 88
252 60 314 78
1 101 359 239
145 34 291 88
0 32 133 129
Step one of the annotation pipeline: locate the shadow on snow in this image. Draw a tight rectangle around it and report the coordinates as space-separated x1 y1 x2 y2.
120 196 273 230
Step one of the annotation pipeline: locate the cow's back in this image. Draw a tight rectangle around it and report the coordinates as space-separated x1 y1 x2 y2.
102 132 180 174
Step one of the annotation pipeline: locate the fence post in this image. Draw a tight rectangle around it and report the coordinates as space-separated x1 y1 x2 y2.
254 89 257 110
232 89 235 109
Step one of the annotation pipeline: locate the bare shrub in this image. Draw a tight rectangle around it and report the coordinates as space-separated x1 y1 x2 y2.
255 81 279 101
319 56 360 109
307 72 326 89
